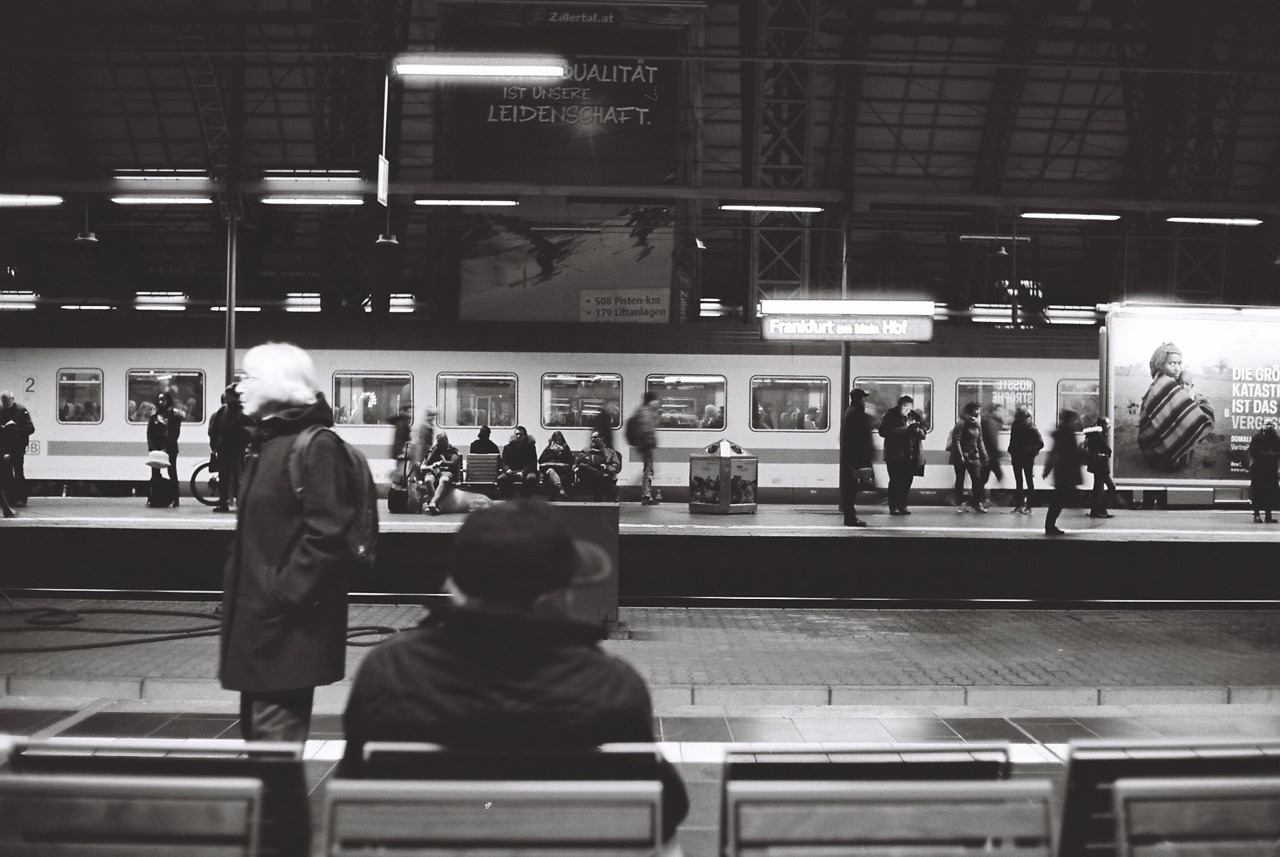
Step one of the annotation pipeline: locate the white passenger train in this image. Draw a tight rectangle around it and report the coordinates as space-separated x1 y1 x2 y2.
3 344 1100 495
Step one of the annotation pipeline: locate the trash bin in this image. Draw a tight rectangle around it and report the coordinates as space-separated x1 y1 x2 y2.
689 439 758 514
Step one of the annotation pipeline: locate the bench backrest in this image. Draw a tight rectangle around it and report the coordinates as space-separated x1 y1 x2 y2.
359 741 665 783
0 772 262 857
725 778 1054 857
321 779 662 856
1113 776 1280 857
1061 738 1280 857
9 738 306 857
463 453 500 484
723 741 1012 784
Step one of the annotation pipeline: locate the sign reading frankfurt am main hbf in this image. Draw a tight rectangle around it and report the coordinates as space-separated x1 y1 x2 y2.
762 314 933 342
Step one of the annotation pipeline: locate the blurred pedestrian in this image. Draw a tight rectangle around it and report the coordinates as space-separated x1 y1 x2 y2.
627 392 661 505
979 404 1007 508
1043 410 1083 535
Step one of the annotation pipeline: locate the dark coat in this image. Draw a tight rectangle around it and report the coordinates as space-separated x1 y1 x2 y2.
879 408 923 464
501 436 539 475
0 402 34 455
1008 416 1044 466
1248 428 1280 506
1083 427 1113 475
146 409 182 455
469 436 499 455
340 603 689 840
839 402 874 509
209 404 252 461
1044 424 1083 489
947 417 987 467
423 442 463 479
539 433 574 475
219 398 352 693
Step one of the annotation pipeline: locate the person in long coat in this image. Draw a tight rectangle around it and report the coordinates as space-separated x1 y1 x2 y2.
146 391 182 507
1248 420 1280 523
219 342 354 741
1043 409 1083 535
839 388 874 527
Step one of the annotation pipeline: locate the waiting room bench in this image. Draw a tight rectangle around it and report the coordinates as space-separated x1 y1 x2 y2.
0 772 263 856
7 738 306 857
724 778 1055 857
1113 775 1280 857
1060 738 1280 857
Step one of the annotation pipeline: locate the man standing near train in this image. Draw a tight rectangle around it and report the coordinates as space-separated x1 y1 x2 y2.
840 388 873 527
0 390 35 507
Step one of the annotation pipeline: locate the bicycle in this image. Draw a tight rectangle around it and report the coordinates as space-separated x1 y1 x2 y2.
189 460 221 507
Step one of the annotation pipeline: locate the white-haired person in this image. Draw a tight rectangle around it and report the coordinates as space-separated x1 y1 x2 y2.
219 342 355 741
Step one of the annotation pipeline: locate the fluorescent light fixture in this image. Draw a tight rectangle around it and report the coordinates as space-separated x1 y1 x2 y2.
285 292 322 313
111 196 213 205
699 299 729 318
414 199 519 207
261 197 363 205
0 194 63 207
390 294 416 314
1020 212 1121 221
530 226 601 234
212 305 262 313
0 291 37 310
1044 305 1101 325
758 299 935 316
959 234 1032 242
61 304 114 311
394 52 568 79
113 168 209 182
263 170 362 184
720 204 824 213
135 291 187 311
1166 216 1262 226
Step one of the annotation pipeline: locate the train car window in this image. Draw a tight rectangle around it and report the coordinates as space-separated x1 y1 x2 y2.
854 378 934 432
126 370 205 424
541 373 621 429
749 376 829 431
57 369 103 424
437 373 517 428
1058 379 1101 427
332 373 413 426
645 375 726 430
955 378 1035 429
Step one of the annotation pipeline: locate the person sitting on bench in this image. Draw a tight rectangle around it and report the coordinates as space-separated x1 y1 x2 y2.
421 432 462 515
573 432 621 501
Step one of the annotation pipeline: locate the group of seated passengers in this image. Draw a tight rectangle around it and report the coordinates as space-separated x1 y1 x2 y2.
415 425 623 504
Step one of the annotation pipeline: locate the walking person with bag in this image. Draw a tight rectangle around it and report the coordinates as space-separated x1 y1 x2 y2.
220 342 366 741
1083 416 1118 518
627 392 662 505
839 388 874 527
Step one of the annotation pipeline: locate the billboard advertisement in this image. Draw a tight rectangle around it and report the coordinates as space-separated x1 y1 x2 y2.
1106 305 1280 483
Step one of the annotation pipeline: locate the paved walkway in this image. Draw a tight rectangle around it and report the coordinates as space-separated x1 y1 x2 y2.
2 600 1277 707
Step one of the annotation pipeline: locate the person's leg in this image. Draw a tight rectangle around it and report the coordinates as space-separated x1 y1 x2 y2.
886 466 900 513
641 450 655 503
166 452 179 507
1090 476 1104 515
1021 464 1036 510
215 456 232 510
953 463 967 508
545 469 564 499
239 688 314 742
968 462 985 510
0 455 14 517
1012 463 1026 510
227 456 242 507
1045 491 1064 533
430 474 453 509
900 468 915 513
11 452 25 505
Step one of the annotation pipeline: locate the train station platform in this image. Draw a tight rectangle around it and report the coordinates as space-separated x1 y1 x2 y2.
1 599 1278 857
4 497 1280 601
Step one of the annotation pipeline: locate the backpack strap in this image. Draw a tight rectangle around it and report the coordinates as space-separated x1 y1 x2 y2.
286 424 329 501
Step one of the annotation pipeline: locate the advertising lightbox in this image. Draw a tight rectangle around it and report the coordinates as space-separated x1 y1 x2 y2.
1107 305 1280 483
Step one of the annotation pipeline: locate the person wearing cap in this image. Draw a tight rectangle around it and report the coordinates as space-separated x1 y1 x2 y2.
839 388 874 527
209 384 252 513
339 499 689 840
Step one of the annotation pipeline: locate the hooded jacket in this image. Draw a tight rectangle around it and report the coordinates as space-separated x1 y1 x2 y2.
219 396 352 692
340 602 689 840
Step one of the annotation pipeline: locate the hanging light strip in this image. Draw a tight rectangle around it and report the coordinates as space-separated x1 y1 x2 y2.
0 194 63 207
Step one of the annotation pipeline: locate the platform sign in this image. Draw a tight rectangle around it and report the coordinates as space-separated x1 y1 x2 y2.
759 300 935 343
1106 304 1280 484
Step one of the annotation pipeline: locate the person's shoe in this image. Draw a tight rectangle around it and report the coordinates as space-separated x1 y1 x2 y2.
844 518 867 527
170 498 180 508
889 509 902 516
427 504 440 516
979 501 991 511
1268 515 1278 524
640 496 654 505
212 505 231 513
1255 512 1264 523
1045 526 1066 535
974 505 988 513
2 507 14 518
900 508 911 515
957 505 972 513
1099 512 1115 518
